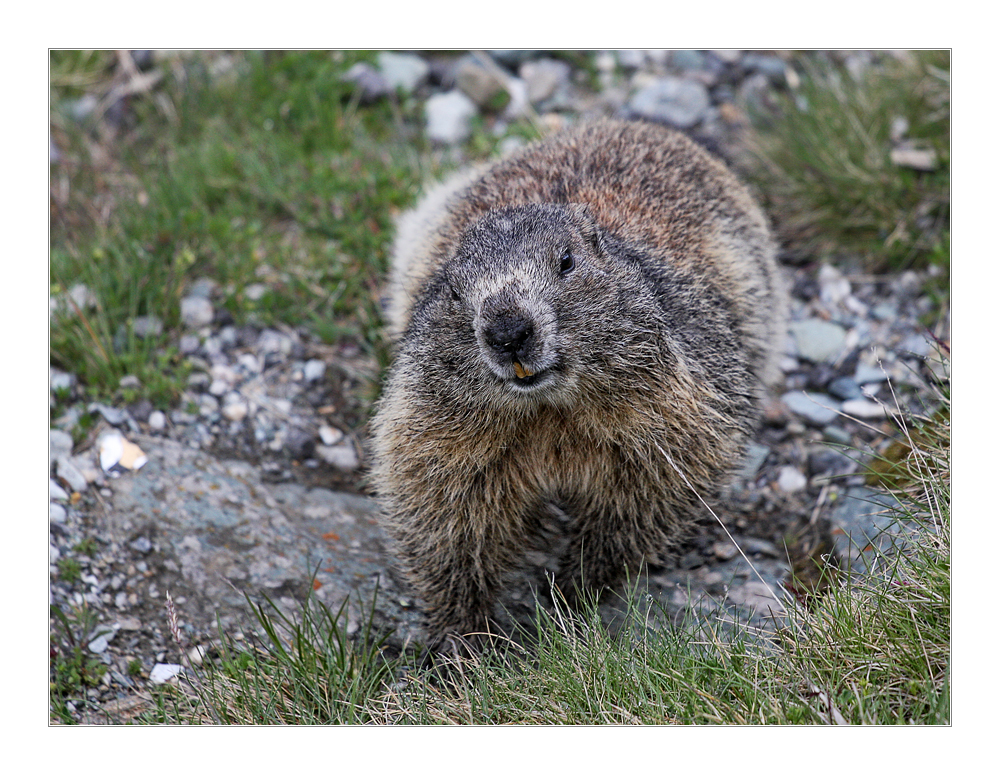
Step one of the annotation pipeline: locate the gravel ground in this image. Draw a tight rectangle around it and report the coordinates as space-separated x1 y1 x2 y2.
48 50 949 723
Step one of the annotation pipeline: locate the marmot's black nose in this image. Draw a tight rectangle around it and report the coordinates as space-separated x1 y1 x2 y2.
482 316 534 358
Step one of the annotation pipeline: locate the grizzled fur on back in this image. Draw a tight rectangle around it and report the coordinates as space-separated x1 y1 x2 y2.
371 118 788 651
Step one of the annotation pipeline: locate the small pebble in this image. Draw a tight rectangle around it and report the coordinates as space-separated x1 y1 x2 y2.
303 359 326 382
777 466 808 493
56 457 89 493
50 429 74 460
827 376 863 401
149 663 183 684
50 503 67 523
50 480 70 502
842 398 895 419
318 425 343 446
222 399 250 422
148 410 167 431
181 296 214 328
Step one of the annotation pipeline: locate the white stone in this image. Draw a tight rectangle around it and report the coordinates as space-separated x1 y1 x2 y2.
317 443 359 471
50 429 74 461
132 315 164 338
50 503 67 523
222 399 249 422
818 264 852 305
318 425 343 446
188 645 207 667
148 411 167 431
238 353 261 373
777 466 808 493
377 51 429 93
303 359 326 382
244 283 269 301
842 399 896 419
50 479 70 502
180 296 214 328
425 90 478 144
50 369 76 393
56 457 89 493
149 663 183 684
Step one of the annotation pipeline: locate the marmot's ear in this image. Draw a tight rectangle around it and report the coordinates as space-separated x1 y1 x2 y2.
567 203 604 254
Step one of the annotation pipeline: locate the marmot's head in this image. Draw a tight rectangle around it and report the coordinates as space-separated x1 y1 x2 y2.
409 203 657 409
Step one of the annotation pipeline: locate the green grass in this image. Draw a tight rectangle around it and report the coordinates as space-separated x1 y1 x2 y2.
49 602 110 724
50 51 450 407
746 50 950 272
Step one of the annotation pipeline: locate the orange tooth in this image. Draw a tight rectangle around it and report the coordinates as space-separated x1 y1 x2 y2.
513 361 534 379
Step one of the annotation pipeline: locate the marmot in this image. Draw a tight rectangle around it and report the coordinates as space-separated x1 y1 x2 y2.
370 118 788 651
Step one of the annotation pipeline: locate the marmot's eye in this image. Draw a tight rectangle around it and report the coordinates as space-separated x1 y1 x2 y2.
449 283 461 302
559 248 575 275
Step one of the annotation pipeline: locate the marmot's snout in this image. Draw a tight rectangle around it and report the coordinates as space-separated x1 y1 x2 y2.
476 299 557 390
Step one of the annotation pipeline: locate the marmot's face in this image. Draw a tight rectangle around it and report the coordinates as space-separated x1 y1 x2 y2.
437 204 623 406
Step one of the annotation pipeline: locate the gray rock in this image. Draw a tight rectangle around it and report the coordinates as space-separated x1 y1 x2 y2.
50 479 70 502
899 333 931 357
50 369 76 394
871 301 897 321
221 398 249 422
827 376 863 400
628 77 710 128
89 403 128 426
132 315 163 339
488 50 541 67
377 51 429 93
501 77 530 120
67 283 97 311
188 278 218 299
737 442 769 480
50 503 68 523
317 442 360 471
148 411 167 431
119 375 142 391
455 55 508 108
244 283 269 301
149 663 183 684
257 329 292 355
51 429 74 461
56 457 89 493
303 359 326 382
285 427 316 460
782 391 840 426
179 334 201 354
130 536 153 554
854 363 889 384
520 58 572 104
842 398 895 419
616 50 647 70
180 296 214 328
670 50 707 71
342 62 390 103
742 53 788 83
737 537 780 557
318 425 343 446
829 486 907 575
822 425 853 446
789 319 847 363
777 466 808 493
818 264 851 305
425 90 478 144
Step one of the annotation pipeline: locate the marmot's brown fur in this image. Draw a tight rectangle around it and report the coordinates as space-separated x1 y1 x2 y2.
370 118 788 651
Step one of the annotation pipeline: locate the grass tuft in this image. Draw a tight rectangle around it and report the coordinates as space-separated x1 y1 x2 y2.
746 51 950 272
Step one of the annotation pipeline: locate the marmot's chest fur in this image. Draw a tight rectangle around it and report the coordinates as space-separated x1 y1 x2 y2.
370 118 788 652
